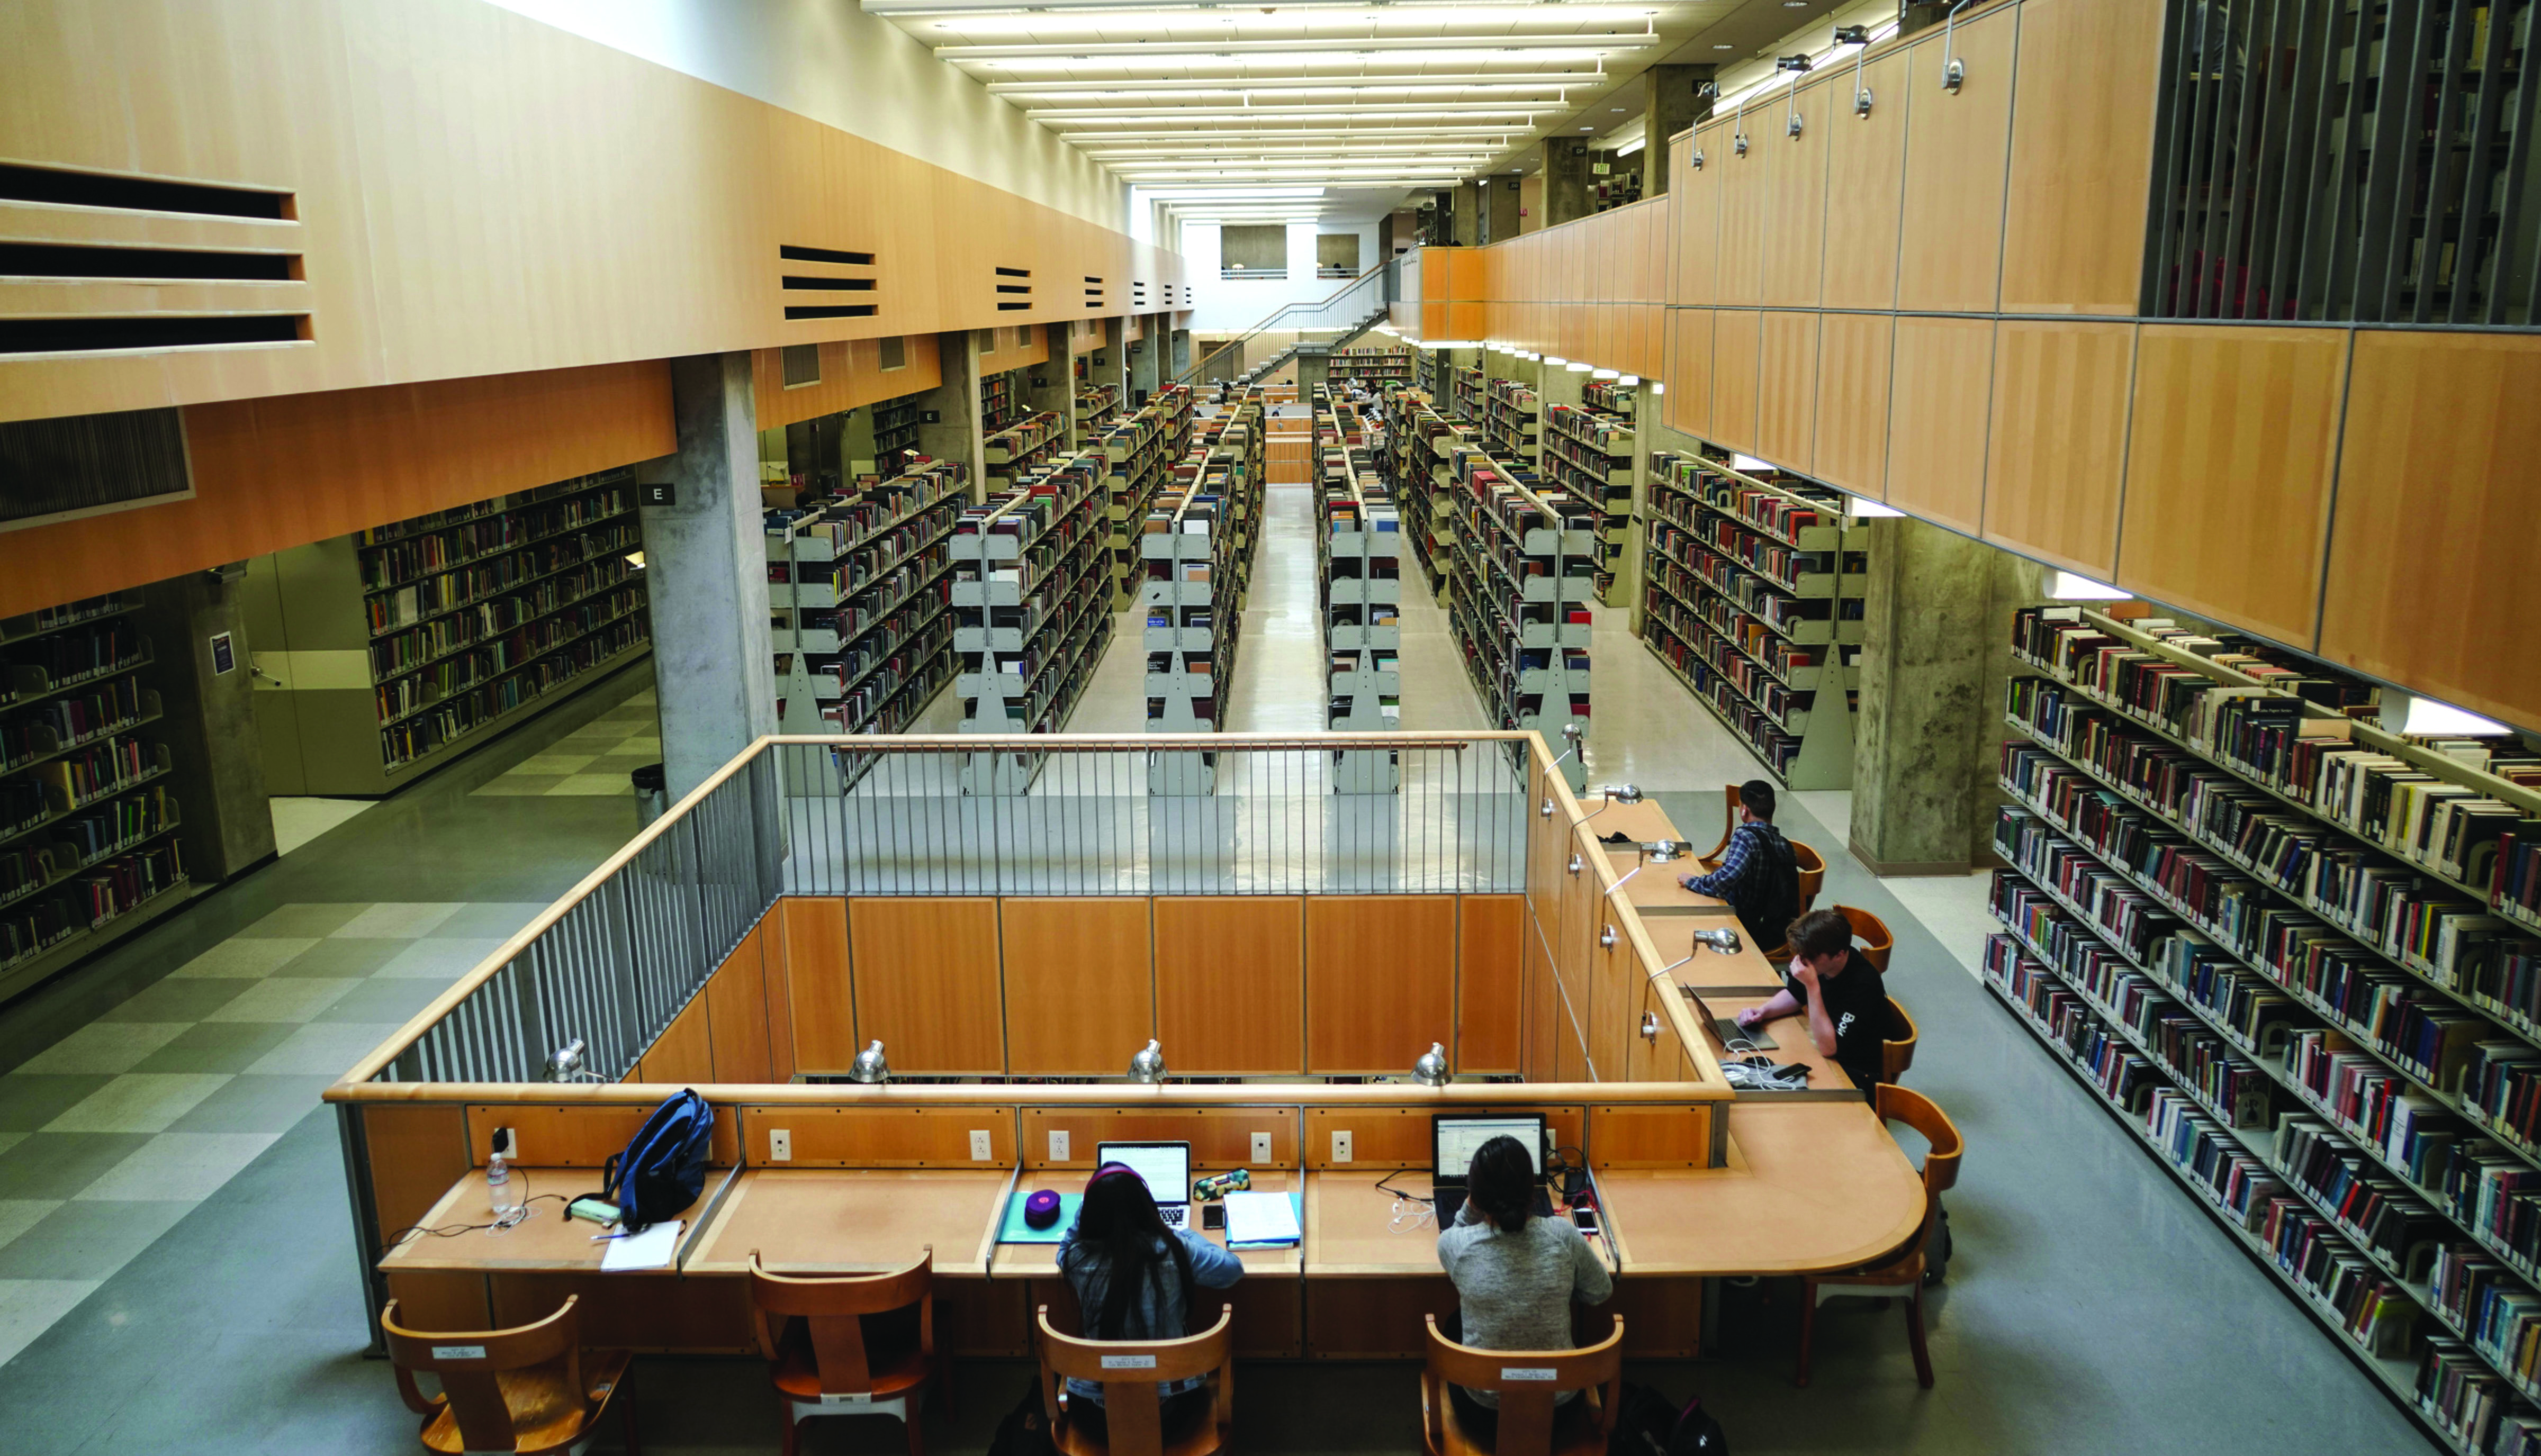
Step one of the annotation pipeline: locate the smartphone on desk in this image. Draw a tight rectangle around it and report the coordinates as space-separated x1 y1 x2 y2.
1570 1207 1600 1237
1202 1204 1226 1232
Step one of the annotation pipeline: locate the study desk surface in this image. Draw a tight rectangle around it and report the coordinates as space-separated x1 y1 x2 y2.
686 1168 1013 1277
1579 800 1682 846
990 1170 1303 1277
1696 992 1854 1096
1602 847 1734 915
377 1166 714 1274
1303 1170 1446 1276
1648 916 1786 996
1596 1104 1925 1275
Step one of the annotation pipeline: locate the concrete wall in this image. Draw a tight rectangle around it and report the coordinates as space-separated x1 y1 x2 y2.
1178 221 1382 332
486 0 1127 227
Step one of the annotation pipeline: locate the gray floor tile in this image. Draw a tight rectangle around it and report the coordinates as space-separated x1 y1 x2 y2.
201 977 358 1024
13 1025 190 1076
126 1023 296 1075
231 905 367 939
268 938 406 979
0 1134 154 1200
0 1202 58 1256
373 938 507 980
0 1201 191 1280
73 1134 279 1204
162 1075 331 1136
166 936 319 979
94 976 249 1024
0 1078 113 1133
41 1075 232 1135
329 903 463 939
309 978 449 1026
242 1024 400 1077
0 1281 99 1370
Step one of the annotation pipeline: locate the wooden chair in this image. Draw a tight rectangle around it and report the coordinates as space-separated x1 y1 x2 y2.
1419 1314 1623 1456
381 1296 636 1456
1882 996 1918 1085
749 1249 942 1456
1698 784 1744 863
1791 840 1825 914
1797 1084 1962 1389
1836 905 1893 971
1035 1303 1235 1456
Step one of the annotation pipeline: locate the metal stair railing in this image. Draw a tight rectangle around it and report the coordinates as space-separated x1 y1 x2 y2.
1177 256 1400 388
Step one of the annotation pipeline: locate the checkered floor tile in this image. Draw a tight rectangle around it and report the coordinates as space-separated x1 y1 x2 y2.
468 689 659 797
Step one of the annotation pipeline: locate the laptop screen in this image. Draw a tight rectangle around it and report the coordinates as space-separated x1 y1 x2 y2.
1433 1115 1545 1183
1096 1142 1192 1207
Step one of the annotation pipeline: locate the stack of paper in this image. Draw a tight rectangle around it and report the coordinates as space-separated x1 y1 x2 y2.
1223 1191 1301 1249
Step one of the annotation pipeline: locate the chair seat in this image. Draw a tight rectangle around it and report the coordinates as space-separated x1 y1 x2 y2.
1419 1369 1603 1456
418 1349 630 1455
769 1317 933 1401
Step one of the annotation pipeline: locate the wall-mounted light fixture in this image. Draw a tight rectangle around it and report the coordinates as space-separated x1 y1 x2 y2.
544 1038 589 1083
1128 1039 1168 1083
850 1039 890 1084
1412 1043 1450 1087
1943 0 1978 91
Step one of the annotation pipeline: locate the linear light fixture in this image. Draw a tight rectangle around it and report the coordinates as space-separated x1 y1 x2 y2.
1074 125 1531 140
1135 185 1328 199
1093 143 1506 156
987 74 1605 95
1032 102 1560 119
945 36 1659 59
868 0 1653 13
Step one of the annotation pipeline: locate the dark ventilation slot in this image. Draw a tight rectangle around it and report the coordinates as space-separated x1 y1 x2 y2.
0 315 304 354
781 343 822 387
782 304 879 321
994 266 1032 278
0 243 296 281
996 302 1030 311
995 284 1032 294
781 275 877 292
0 406 193 528
0 162 290 220
1084 275 1103 283
780 245 876 266
879 336 907 369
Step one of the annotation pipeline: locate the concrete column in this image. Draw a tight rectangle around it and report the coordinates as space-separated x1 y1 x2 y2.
1129 317 1161 402
1450 184 1482 247
1170 327 1192 383
1486 178 1520 243
1849 519 2049 875
1544 138 1592 227
643 352 779 799
913 332 983 493
139 565 275 881
1641 64 1716 199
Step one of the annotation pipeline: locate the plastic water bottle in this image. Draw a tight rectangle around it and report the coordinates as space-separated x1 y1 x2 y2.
487 1154 520 1217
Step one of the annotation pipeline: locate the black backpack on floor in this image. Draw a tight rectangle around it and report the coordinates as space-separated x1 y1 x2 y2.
1610 1382 1728 1456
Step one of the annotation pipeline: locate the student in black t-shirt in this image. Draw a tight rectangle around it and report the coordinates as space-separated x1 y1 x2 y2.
1734 908 1889 1100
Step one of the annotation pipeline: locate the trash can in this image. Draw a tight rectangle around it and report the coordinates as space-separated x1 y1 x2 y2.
632 763 668 826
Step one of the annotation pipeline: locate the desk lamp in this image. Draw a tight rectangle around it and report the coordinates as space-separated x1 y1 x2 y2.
1411 1043 1450 1087
1128 1039 1167 1084
1540 724 1588 818
1690 926 1742 954
543 1037 589 1083
1605 836 1695 896
1580 783 1642 824
849 1040 890 1084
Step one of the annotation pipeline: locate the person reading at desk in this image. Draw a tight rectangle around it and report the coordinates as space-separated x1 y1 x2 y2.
1436 1136 1613 1439
1734 908 1889 1100
1677 779 1801 953
1057 1163 1244 1432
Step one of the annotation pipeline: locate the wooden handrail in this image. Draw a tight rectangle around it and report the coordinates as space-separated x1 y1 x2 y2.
326 1076 1727 1106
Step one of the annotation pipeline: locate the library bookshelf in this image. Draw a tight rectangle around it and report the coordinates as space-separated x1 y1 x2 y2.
250 468 652 797
1444 443 1594 789
1096 386 1197 608
1140 397 1264 794
1327 346 1413 389
1449 364 1484 428
1073 382 1121 448
1638 455 1865 791
1987 603 2541 1451
983 411 1067 487
766 457 966 743
1319 392 1403 792
1481 377 1541 472
1387 391 1471 607
1545 386 1639 605
0 597 191 1002
952 451 1113 793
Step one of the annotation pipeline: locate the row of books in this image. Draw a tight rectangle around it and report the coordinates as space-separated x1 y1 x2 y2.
0 594 127 645
357 471 630 548
379 617 649 768
0 675 148 772
363 521 643 637
0 843 186 971
357 486 632 591
372 590 647 724
1 619 146 704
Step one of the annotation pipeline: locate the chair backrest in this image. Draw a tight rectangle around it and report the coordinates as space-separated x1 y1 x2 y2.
748 1248 933 1395
1838 905 1893 972
1423 1314 1623 1456
1699 784 1743 863
1791 840 1825 914
1876 1083 1962 1247
382 1297 583 1453
1881 995 1918 1084
1037 1303 1235 1456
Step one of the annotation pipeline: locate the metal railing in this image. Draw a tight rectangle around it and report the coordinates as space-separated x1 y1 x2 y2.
1178 256 1401 388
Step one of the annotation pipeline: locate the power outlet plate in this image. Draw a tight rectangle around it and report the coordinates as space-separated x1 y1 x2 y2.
492 1127 516 1160
970 1129 994 1161
1251 1132 1273 1163
1050 1130 1071 1161
1331 1129 1353 1163
769 1129 791 1162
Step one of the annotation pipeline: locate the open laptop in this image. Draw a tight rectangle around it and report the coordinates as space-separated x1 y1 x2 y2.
1430 1114 1556 1227
1688 989 1778 1052
1096 1141 1194 1230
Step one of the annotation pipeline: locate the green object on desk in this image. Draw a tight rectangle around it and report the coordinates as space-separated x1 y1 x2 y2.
998 1191 1082 1244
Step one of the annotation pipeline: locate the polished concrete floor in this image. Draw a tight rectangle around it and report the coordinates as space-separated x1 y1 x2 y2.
0 512 2438 1454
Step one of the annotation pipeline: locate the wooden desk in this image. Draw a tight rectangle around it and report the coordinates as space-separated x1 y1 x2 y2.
1696 993 1855 1099
1594 1104 1925 1276
1647 917 1786 996
1579 800 1683 845
379 1167 718 1276
1603 848 1735 916
990 1170 1304 1278
687 1168 1013 1277
1303 1170 1443 1277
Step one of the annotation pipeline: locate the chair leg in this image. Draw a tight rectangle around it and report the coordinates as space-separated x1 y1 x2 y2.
1795 1284 1816 1389
1906 1287 1934 1389
779 1397 799 1456
906 1404 927 1456
621 1389 642 1456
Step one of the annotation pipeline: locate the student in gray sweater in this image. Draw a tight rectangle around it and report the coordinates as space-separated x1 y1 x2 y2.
1436 1135 1614 1431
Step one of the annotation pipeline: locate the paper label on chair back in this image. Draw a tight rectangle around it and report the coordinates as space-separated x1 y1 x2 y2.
430 1345 487 1360
1500 1368 1557 1381
1102 1354 1159 1369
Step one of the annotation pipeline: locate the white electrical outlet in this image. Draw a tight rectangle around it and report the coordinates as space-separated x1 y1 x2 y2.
492 1127 516 1160
768 1128 791 1162
1050 1129 1071 1161
970 1129 994 1161
1331 1129 1353 1163
1251 1132 1273 1163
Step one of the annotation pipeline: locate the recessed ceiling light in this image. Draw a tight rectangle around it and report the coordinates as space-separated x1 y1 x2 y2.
1611 107 1625 112
1579 125 1593 130
1713 43 1732 49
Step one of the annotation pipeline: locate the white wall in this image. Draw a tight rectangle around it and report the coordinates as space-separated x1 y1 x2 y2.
1180 221 1382 333
484 0 1127 228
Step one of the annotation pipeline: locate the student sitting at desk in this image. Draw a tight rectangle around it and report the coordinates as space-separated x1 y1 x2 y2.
1735 908 1889 1100
1057 1163 1244 1430
1436 1136 1614 1436
1677 779 1801 952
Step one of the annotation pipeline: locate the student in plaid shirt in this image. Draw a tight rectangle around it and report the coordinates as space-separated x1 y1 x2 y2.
1679 778 1801 952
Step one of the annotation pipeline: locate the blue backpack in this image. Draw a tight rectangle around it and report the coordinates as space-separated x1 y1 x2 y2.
601 1089 712 1232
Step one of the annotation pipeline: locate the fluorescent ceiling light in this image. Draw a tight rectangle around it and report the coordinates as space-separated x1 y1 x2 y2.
1616 137 1645 157
1616 375 1639 385
1545 356 1567 366
870 1 1665 14
941 35 1656 59
1035 104 1560 120
1650 382 1665 394
1591 367 1619 378
990 77 1599 96
1565 360 1591 371
1730 453 1773 471
1137 185 1327 199
2047 569 2127 599
1848 498 1905 518
2396 694 2513 737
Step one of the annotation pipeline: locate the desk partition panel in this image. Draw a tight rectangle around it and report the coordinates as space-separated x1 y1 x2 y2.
327 731 1733 1354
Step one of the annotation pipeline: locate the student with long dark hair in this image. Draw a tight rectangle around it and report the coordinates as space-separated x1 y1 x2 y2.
1435 1135 1612 1432
1056 1162 1244 1426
